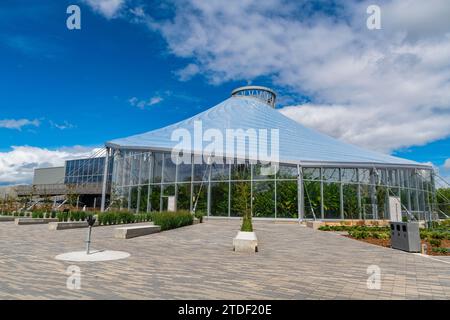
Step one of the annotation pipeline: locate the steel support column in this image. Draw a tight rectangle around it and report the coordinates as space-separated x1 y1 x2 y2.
100 146 110 212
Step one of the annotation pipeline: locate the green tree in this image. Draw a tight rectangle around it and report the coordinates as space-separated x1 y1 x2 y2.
66 184 79 208
234 180 252 231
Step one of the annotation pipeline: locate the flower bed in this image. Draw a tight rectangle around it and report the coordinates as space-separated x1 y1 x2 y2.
320 221 450 256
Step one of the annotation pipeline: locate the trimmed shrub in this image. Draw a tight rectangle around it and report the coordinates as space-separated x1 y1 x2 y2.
135 213 152 223
240 216 253 232
71 211 81 221
429 238 442 247
432 247 448 254
97 211 135 226
194 211 204 223
57 211 69 222
151 211 193 231
320 225 390 233
430 231 446 240
372 232 390 240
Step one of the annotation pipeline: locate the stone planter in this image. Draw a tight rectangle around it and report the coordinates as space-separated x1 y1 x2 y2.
306 221 323 230
114 224 161 239
48 221 99 230
233 231 258 253
0 216 15 222
14 218 58 225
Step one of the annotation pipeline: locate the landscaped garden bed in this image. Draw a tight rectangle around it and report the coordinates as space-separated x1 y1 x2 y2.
1 210 57 218
4 208 199 232
56 210 196 230
319 222 450 256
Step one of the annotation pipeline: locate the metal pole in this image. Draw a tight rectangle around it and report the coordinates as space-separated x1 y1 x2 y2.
320 168 324 219
85 226 92 254
100 147 110 212
298 165 304 221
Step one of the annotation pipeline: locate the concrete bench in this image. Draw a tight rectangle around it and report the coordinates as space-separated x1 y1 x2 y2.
0 216 16 222
114 224 161 239
48 221 94 230
15 218 58 225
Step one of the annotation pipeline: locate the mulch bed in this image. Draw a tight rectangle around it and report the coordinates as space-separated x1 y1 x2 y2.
344 235 450 256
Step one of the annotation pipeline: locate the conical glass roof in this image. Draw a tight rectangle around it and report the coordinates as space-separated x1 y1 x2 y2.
107 96 428 168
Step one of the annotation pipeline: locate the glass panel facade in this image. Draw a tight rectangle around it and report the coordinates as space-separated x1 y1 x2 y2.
152 153 163 183
303 180 321 219
230 181 251 217
276 180 298 218
252 181 275 218
277 164 297 180
192 183 207 214
210 182 229 216
139 185 148 213
163 153 176 183
65 157 112 186
343 184 358 219
177 183 191 211
109 149 434 221
323 182 340 219
149 185 161 212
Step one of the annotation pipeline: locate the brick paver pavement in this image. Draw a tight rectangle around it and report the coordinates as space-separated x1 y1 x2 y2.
0 219 449 299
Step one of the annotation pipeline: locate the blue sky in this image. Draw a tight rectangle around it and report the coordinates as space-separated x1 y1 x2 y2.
0 0 449 185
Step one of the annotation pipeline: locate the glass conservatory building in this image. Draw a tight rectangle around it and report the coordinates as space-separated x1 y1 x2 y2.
101 86 435 221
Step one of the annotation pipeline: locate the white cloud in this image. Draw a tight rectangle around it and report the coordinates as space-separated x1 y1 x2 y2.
49 120 75 130
175 63 200 81
84 0 126 19
148 96 163 106
129 95 163 109
444 158 450 170
0 146 102 185
144 0 450 153
0 118 40 130
130 6 145 18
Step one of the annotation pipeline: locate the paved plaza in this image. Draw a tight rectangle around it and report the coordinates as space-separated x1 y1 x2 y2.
1 219 450 299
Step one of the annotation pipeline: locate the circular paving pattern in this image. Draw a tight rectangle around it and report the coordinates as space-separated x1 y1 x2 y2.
55 250 130 262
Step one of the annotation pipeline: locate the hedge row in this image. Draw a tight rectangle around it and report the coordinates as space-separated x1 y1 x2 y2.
57 211 93 222
151 211 193 231
96 211 192 229
4 209 195 231
420 230 450 240
96 212 152 225
348 230 390 240
1 211 56 218
319 225 389 232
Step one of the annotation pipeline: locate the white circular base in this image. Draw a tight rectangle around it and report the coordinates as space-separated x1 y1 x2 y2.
55 250 130 262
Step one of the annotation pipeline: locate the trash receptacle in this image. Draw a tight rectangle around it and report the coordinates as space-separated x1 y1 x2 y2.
390 222 420 252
